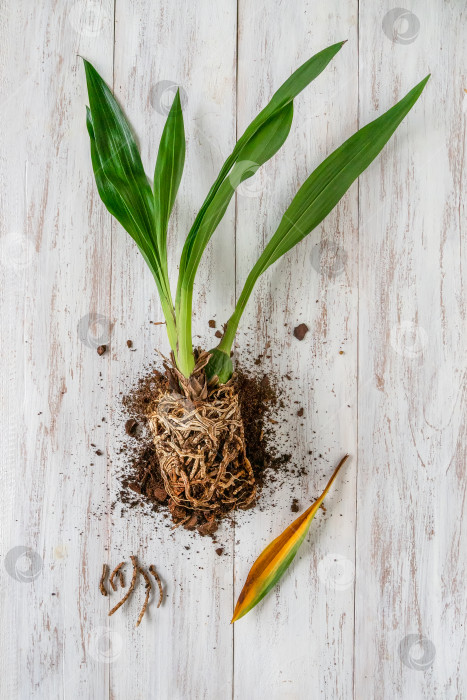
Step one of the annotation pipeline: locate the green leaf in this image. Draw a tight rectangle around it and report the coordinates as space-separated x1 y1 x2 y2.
87 107 159 273
175 43 346 378
181 102 293 287
205 348 233 384
177 40 345 287
175 102 295 378
263 74 430 268
153 89 185 268
83 59 156 259
86 107 138 239
217 74 430 361
83 59 178 355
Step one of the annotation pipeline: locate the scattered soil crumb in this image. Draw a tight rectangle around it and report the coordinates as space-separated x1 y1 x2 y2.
293 324 309 341
291 498 300 513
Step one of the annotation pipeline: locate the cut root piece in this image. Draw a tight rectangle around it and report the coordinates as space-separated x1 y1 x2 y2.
135 566 152 627
149 565 163 608
109 562 125 591
108 555 138 617
148 352 256 520
99 564 109 596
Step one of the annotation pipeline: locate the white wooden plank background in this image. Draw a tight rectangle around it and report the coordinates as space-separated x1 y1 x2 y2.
0 1 465 699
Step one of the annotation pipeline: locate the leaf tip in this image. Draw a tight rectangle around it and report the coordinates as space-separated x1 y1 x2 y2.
231 607 244 624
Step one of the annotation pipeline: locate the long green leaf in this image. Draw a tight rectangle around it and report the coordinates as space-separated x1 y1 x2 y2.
175 102 295 377
176 40 346 291
175 42 345 378
84 60 178 354
183 102 293 286
87 108 179 354
86 108 142 245
87 107 163 284
83 60 156 259
153 89 185 271
215 74 430 363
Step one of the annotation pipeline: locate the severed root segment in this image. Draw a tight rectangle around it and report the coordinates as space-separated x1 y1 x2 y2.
99 564 109 596
149 565 163 608
108 555 138 617
136 567 152 627
109 562 125 592
149 351 256 521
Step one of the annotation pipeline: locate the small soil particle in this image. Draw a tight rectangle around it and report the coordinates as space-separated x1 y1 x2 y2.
291 498 300 513
208 320 216 328
127 340 133 348
95 449 103 456
297 407 304 417
215 547 224 556
184 514 198 530
198 520 218 537
152 486 168 503
97 345 106 355
293 324 309 341
214 330 222 339
125 418 138 436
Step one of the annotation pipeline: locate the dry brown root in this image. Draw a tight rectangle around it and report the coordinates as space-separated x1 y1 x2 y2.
118 570 125 588
136 567 152 627
99 564 109 596
148 351 256 521
108 555 138 617
149 565 163 608
109 562 125 591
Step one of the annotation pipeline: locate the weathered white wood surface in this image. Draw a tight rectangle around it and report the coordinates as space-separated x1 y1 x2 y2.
0 1 464 699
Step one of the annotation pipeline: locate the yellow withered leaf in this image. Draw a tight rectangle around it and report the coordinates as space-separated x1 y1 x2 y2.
232 454 349 623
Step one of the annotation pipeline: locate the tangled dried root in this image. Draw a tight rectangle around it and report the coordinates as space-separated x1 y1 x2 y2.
148 351 256 517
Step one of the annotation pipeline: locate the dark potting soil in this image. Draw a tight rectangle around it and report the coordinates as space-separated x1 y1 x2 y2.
117 362 299 537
